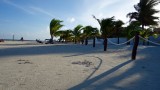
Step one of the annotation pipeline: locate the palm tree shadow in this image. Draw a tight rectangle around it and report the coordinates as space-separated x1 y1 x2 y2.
69 60 133 90
69 46 160 90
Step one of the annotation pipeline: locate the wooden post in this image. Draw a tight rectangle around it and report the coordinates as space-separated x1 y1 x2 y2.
132 33 139 60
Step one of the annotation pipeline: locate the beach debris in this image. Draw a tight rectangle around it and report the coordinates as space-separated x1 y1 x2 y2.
72 60 92 67
36 39 43 44
0 39 4 42
17 59 32 64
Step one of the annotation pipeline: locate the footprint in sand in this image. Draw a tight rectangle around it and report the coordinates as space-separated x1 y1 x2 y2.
72 60 93 67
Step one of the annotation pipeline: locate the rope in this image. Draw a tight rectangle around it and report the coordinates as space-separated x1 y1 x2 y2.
139 35 160 46
107 37 135 46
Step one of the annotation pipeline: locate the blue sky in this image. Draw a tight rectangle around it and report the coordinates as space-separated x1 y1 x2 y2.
0 0 160 40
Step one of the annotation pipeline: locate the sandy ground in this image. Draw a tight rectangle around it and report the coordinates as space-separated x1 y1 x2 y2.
0 41 160 90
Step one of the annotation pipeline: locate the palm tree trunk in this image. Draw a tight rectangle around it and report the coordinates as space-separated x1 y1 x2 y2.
81 39 84 44
85 38 88 45
104 38 108 51
132 33 139 60
117 30 120 44
118 36 120 44
132 24 144 60
50 35 54 44
147 38 150 45
93 37 95 47
75 38 77 44
143 39 145 45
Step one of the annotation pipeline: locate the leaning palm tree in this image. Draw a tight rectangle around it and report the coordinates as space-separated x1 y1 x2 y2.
93 15 115 51
72 25 83 44
127 0 160 60
114 20 124 44
50 18 63 43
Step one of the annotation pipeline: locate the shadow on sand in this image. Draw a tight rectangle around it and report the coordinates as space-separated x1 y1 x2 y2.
0 44 103 58
68 46 160 90
69 60 133 90
1 43 160 90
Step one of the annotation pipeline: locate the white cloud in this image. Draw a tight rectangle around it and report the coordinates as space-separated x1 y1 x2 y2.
29 6 54 17
67 17 76 23
3 0 54 18
70 18 75 23
3 0 34 14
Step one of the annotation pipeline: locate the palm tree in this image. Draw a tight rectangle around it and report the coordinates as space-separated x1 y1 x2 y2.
127 0 160 60
55 30 73 42
139 27 155 45
82 26 91 45
124 21 141 45
114 20 124 44
50 18 63 43
72 25 83 44
93 15 115 51
54 30 64 42
91 28 99 47
62 30 73 42
83 26 99 47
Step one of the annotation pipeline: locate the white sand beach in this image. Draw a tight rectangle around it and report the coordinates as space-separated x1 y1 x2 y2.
0 41 160 90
